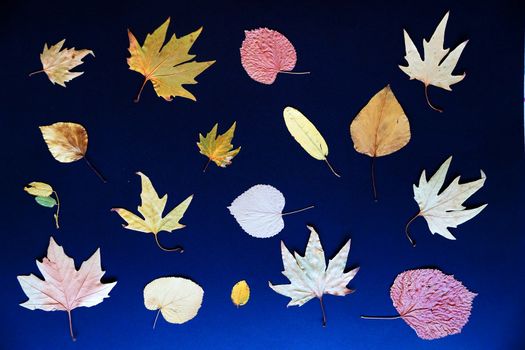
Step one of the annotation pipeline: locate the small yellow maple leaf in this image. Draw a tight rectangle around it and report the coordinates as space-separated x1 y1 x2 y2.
29 39 94 87
197 122 241 172
127 18 215 102
111 172 193 252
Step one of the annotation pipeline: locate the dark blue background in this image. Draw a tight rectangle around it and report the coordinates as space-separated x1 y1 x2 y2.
1 0 523 349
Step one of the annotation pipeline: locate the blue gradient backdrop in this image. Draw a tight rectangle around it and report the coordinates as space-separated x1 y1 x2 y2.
1 0 524 349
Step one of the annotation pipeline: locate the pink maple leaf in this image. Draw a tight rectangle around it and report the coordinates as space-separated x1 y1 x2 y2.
240 28 309 84
17 237 117 341
362 269 476 340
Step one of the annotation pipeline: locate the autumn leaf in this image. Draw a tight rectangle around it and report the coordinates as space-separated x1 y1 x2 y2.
231 280 250 307
17 237 116 341
112 172 193 252
350 85 411 200
144 277 204 328
39 122 106 182
240 28 309 84
228 184 314 238
269 226 359 326
405 156 487 246
197 122 240 172
127 18 215 102
362 269 476 340
24 182 60 228
29 39 94 87
283 106 340 177
399 11 468 112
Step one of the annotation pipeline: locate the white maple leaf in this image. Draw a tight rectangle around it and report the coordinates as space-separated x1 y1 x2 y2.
406 156 487 246
269 226 359 326
399 11 468 112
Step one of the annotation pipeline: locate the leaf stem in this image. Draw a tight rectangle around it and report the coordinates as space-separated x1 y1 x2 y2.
153 309 161 329
154 234 184 253
84 156 107 183
360 315 402 320
424 84 443 113
28 69 46 77
203 158 211 173
324 158 341 178
405 212 420 247
281 205 315 216
279 70 311 75
134 78 148 103
53 191 60 229
371 156 378 202
67 310 76 341
319 297 327 327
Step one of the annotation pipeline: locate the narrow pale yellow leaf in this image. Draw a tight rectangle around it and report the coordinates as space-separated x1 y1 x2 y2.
24 182 53 197
283 107 340 177
231 280 250 307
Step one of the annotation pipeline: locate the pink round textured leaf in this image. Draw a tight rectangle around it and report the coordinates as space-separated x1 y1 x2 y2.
240 28 297 84
390 269 476 340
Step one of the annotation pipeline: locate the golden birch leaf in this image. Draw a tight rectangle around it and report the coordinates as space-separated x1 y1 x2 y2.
399 12 468 112
40 122 87 163
144 277 204 327
111 172 193 252
231 280 250 307
283 106 340 177
350 86 411 200
197 122 241 172
24 182 53 197
127 18 215 103
29 39 94 87
39 122 106 182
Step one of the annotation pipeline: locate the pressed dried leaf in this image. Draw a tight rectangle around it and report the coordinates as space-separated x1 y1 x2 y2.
350 85 410 199
144 277 204 327
269 226 359 326
40 122 88 163
127 18 215 102
17 237 116 340
283 106 340 177
399 12 468 111
197 122 241 171
231 280 250 307
240 28 308 84
362 269 476 340
35 196 57 208
228 184 313 238
406 156 487 246
112 172 193 252
24 182 53 197
30 39 94 87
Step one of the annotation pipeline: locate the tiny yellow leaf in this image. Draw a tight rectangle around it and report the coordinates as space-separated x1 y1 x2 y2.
39 122 88 163
197 122 240 170
24 182 53 197
231 280 250 307
127 18 215 102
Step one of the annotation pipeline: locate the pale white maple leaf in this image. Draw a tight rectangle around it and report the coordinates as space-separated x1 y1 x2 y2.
269 225 359 326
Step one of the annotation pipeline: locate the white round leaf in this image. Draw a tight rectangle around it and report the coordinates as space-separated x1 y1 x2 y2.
143 277 204 324
228 184 285 238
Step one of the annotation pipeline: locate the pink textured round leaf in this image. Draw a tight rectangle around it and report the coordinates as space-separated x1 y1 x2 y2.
390 269 476 340
240 28 297 84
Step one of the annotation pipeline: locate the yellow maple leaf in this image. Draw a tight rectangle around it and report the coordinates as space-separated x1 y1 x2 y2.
127 18 215 102
29 39 94 87
111 172 193 252
197 122 241 172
